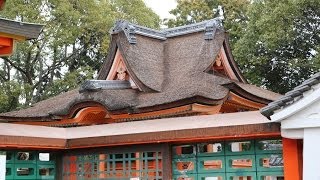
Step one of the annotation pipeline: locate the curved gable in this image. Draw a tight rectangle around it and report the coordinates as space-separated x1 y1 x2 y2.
106 48 138 88
118 33 164 92
205 36 247 83
97 32 164 92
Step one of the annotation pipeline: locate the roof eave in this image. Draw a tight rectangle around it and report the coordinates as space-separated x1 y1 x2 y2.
261 72 320 119
223 82 272 105
222 33 247 83
269 86 320 122
0 18 44 40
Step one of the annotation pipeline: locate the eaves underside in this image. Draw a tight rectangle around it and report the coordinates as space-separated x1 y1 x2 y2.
0 111 280 149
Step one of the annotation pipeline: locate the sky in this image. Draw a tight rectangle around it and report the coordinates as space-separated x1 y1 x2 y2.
143 0 177 20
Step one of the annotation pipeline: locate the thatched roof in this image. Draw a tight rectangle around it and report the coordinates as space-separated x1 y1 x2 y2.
0 18 280 121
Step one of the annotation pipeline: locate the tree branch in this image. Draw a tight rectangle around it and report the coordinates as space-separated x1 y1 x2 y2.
1 57 27 76
0 72 7 81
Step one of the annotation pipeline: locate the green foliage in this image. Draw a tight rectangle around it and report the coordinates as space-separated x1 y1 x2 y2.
165 0 249 46
110 0 160 28
0 0 160 112
167 0 320 94
0 81 22 113
233 0 320 93
42 66 94 100
165 0 218 27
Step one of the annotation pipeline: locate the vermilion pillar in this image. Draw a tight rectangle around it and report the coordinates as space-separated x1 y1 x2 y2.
69 156 77 179
99 154 106 178
282 138 302 180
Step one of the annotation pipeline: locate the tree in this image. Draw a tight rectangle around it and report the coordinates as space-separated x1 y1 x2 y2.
0 81 21 113
42 67 95 100
233 0 320 93
165 0 250 46
0 0 160 112
167 0 320 94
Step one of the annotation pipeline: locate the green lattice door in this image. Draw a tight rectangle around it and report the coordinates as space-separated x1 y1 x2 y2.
172 139 284 180
3 151 56 180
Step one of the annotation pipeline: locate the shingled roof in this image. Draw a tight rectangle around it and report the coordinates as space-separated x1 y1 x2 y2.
0 18 280 121
261 72 320 118
0 18 43 40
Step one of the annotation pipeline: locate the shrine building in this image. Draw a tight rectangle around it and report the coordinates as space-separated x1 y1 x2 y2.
0 6 304 180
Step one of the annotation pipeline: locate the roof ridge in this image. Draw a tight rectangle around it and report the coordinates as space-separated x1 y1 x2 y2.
110 18 223 43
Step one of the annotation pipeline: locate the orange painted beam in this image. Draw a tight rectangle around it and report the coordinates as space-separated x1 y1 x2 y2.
0 46 13 56
109 104 193 120
0 36 12 46
0 145 65 150
0 135 66 149
228 92 265 110
0 36 13 56
283 138 302 180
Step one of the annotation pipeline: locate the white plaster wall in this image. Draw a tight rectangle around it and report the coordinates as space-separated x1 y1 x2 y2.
281 128 304 139
270 83 320 179
281 100 320 129
303 128 320 180
0 155 5 180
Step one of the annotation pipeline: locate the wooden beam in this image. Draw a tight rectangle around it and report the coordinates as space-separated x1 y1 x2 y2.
191 104 221 114
0 32 26 41
111 103 223 122
0 135 66 149
0 111 280 150
67 123 280 149
219 47 239 81
109 104 193 121
226 92 265 110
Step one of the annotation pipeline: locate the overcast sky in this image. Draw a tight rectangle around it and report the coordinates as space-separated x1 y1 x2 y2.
143 0 177 20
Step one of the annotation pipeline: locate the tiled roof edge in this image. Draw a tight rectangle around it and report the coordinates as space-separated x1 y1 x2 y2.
261 72 320 118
